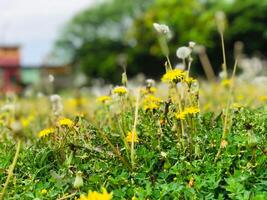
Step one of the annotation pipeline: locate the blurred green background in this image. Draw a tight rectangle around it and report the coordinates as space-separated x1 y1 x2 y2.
54 0 267 83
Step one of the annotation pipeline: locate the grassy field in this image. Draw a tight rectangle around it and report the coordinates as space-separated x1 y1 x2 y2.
0 23 267 200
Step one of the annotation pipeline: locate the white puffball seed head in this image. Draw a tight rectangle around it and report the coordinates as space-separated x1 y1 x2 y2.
176 46 192 59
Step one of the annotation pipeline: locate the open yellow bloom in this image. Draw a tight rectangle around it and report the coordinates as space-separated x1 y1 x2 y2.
161 69 185 83
142 95 161 111
184 106 200 115
112 86 128 95
58 118 74 128
38 128 55 138
184 77 196 86
175 106 199 120
78 188 112 200
259 95 267 102
21 114 35 128
175 112 186 120
97 96 112 103
221 79 232 87
126 131 139 143
140 87 157 95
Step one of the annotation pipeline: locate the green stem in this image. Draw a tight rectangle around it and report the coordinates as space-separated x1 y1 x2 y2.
174 86 185 149
215 59 238 162
220 31 227 78
131 91 140 169
97 128 132 171
166 55 172 71
0 140 21 200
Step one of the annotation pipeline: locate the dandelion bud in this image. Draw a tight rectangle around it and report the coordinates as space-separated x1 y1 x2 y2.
188 177 194 188
73 171 83 189
176 46 192 59
122 72 128 86
153 23 170 35
215 11 226 33
41 189 48 195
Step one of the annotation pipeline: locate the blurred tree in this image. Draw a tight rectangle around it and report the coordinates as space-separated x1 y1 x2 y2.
225 0 267 56
128 0 216 77
54 0 154 83
55 0 216 83
205 0 267 72
54 0 267 83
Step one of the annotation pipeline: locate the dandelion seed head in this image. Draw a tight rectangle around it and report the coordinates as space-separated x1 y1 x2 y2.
176 46 192 59
153 23 170 35
189 41 196 48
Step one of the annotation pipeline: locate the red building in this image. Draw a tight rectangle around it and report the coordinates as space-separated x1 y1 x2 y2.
0 46 21 92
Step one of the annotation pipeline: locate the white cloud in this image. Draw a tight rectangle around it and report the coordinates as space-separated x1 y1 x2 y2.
0 0 95 65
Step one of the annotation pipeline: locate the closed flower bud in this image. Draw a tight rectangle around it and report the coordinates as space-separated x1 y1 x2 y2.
215 11 226 33
122 72 128 86
73 171 83 189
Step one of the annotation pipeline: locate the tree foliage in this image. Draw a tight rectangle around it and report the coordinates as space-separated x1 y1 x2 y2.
54 0 267 83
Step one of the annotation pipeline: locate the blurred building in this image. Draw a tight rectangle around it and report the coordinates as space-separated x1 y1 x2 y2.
0 45 72 93
0 45 21 92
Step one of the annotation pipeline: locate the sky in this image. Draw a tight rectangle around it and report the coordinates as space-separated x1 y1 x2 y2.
0 0 95 66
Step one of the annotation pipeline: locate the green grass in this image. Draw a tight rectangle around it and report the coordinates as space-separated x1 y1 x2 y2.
1 105 266 199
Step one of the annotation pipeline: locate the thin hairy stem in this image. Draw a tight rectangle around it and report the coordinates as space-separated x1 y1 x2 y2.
0 140 22 200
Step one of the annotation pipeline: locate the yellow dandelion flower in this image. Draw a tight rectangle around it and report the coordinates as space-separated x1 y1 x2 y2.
161 69 185 84
232 103 243 109
259 95 267 102
184 77 196 86
142 95 161 111
97 96 112 103
132 196 138 200
175 112 186 120
112 86 128 95
66 98 87 108
184 106 200 115
126 131 139 143
143 102 159 111
21 114 35 128
78 188 112 200
221 79 231 87
149 87 157 93
236 94 244 101
41 189 48 195
58 118 74 128
143 95 161 103
140 87 157 95
75 112 85 118
38 128 55 138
